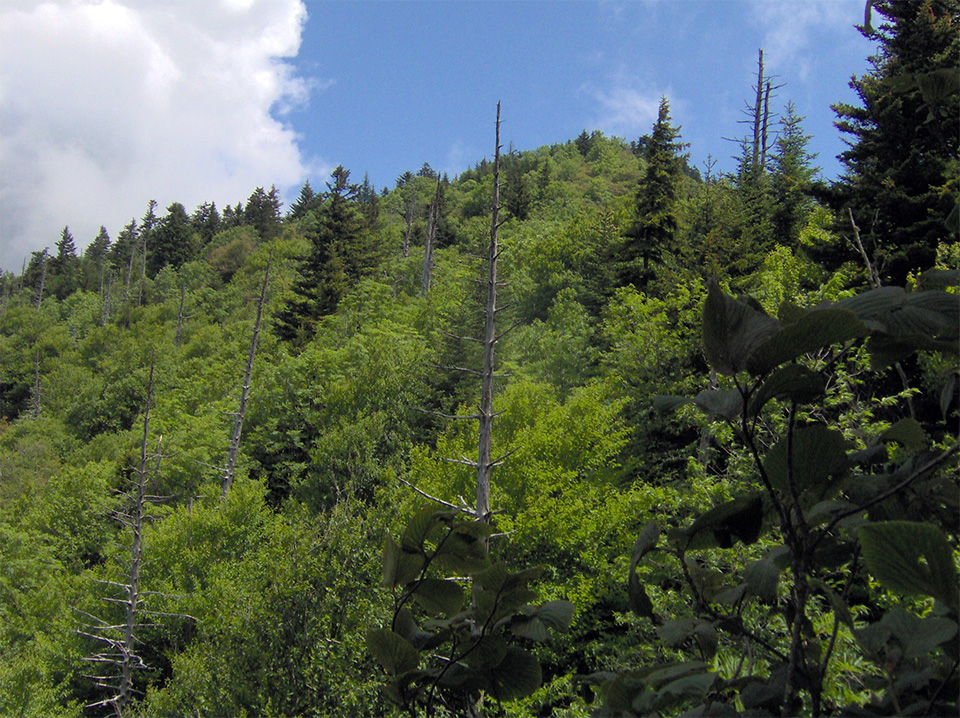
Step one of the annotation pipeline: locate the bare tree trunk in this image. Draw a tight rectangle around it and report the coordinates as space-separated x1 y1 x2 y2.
102 274 112 327
421 176 441 296
35 249 48 311
136 235 147 307
221 254 271 498
175 285 186 348
760 80 772 169
752 49 764 172
476 104 503 522
124 243 135 301
402 193 415 259
31 349 41 419
80 363 157 716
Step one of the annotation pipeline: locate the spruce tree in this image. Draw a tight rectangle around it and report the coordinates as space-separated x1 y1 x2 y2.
274 166 365 344
147 202 195 276
832 0 959 283
770 102 819 246
621 96 687 285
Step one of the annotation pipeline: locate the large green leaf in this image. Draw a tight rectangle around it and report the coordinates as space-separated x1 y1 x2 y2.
878 418 928 454
486 646 542 701
401 505 454 551
743 555 781 603
746 308 866 376
383 535 425 588
654 672 716 709
511 600 575 641
681 492 765 550
652 389 743 419
366 628 420 675
764 425 849 504
628 521 660 620
835 287 959 339
702 280 779 376
860 522 959 612
411 578 464 616
748 364 826 417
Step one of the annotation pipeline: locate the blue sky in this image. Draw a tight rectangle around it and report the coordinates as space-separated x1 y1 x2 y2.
0 0 873 270
290 0 873 190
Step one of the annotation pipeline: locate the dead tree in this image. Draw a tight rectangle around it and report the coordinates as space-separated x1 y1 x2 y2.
80 364 158 715
35 248 48 311
221 253 271 498
31 349 41 420
421 176 442 296
174 285 187 347
402 190 417 259
402 105 512 523
474 103 505 522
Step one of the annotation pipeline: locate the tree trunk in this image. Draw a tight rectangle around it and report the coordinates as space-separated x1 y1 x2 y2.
476 104 503 522
221 254 271 498
421 176 441 296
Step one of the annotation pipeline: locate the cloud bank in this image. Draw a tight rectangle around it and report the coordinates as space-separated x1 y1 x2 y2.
0 0 311 270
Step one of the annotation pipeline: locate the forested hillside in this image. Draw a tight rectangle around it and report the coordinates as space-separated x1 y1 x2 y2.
1 3 957 716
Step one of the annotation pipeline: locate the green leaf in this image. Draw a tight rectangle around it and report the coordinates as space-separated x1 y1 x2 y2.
401 505 454 551
533 600 575 632
628 521 660 620
652 394 693 413
411 578 464 616
809 578 853 629
366 628 420 675
748 364 826 417
860 521 959 612
743 555 781 603
682 492 765 550
764 425 849 504
692 389 744 420
383 535 425 588
702 280 779 376
654 389 744 419
433 529 490 574
392 607 437 650
515 597 572 633
878 418 928 454
487 646 542 701
747 308 866 375
654 672 716 708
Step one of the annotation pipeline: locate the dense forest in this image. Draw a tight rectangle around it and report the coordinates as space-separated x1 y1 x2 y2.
0 3 957 716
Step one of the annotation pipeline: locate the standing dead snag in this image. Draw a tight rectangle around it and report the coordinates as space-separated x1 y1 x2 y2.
80 363 156 715
475 102 505 522
221 253 271 498
421 175 442 296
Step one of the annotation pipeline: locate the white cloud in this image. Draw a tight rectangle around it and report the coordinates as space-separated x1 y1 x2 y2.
0 0 313 270
589 84 664 138
747 0 865 80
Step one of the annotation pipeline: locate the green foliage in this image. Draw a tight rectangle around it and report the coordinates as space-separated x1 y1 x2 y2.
369 505 574 715
614 280 959 716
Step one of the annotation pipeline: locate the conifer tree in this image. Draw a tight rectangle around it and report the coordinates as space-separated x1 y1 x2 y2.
621 96 687 285
274 166 365 344
288 180 322 221
832 0 959 283
50 226 79 299
83 226 112 293
147 202 195 276
770 102 819 246
244 186 283 241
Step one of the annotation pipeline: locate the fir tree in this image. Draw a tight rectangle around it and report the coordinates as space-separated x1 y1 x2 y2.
621 97 687 285
288 180 322 221
832 0 959 283
274 166 366 344
770 102 819 246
